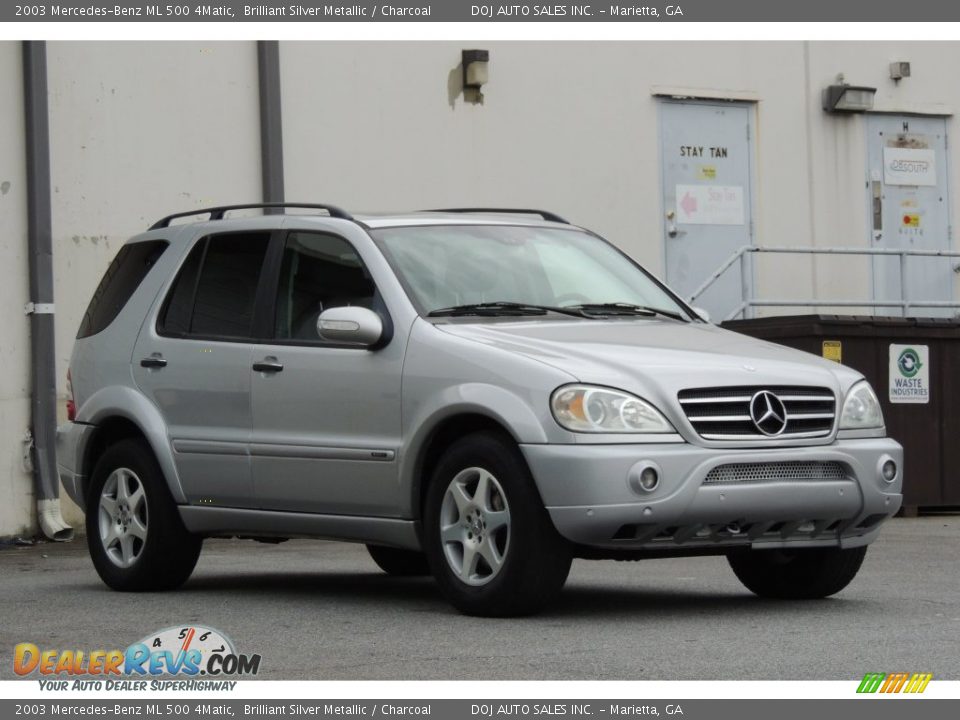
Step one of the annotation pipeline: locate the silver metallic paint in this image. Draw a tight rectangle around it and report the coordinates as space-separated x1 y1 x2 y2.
57 213 903 557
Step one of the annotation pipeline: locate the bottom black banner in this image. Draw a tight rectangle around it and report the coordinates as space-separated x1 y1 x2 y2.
1 699 956 720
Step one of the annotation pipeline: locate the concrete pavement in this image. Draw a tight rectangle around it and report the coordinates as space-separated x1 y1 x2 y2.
1 517 956 680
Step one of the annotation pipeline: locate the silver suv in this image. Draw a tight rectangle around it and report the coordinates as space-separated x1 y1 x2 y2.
57 204 903 616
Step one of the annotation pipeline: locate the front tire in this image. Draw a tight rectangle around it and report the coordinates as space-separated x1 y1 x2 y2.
423 431 572 617
727 545 868 599
86 439 201 591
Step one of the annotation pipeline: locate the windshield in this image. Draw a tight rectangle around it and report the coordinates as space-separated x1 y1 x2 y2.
371 225 691 319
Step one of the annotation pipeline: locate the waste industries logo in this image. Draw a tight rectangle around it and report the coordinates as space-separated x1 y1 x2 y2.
13 625 260 688
888 343 929 404
897 347 923 378
857 672 933 694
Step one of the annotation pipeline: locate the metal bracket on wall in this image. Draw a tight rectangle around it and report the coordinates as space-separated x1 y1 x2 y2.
24 302 55 315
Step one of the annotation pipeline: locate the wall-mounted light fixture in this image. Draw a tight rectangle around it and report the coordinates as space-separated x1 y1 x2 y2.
822 83 877 113
462 49 489 93
889 61 911 81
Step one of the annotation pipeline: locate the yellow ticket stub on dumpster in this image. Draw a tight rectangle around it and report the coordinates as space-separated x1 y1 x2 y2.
822 340 842 363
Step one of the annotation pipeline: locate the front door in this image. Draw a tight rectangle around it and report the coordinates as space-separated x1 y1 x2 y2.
250 230 405 517
660 100 755 320
867 115 954 317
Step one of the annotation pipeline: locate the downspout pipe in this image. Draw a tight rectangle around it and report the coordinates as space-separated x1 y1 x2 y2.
257 41 285 214
23 41 72 541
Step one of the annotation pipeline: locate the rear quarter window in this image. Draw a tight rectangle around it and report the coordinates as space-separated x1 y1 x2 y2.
77 240 168 339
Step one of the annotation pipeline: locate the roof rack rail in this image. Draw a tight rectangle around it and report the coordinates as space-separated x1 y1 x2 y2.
426 208 569 224
149 203 354 230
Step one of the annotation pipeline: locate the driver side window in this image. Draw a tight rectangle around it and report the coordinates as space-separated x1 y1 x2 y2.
273 232 377 342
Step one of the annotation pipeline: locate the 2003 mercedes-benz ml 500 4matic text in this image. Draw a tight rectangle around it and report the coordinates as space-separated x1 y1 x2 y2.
57 204 903 616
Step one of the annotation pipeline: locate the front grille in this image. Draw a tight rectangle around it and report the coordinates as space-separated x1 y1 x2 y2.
678 385 836 441
704 461 847 484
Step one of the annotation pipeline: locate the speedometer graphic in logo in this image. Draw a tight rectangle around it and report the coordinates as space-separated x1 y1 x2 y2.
137 625 235 665
125 624 261 677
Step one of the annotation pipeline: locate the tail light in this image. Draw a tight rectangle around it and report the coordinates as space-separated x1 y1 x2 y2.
66 369 76 422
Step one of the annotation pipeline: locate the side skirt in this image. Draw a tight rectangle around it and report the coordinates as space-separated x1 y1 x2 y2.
178 506 419 551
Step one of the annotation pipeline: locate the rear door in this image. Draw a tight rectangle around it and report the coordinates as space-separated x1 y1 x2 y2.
132 230 273 508
249 229 405 517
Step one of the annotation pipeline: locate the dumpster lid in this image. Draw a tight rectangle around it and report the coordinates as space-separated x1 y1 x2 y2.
721 314 960 337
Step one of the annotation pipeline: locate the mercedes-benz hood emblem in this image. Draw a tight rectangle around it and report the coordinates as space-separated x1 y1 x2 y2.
749 390 788 436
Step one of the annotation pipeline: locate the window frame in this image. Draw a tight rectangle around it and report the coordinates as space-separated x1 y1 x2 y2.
155 229 280 343
256 228 394 350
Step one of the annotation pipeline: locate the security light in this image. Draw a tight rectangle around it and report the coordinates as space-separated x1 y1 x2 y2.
822 84 877 113
890 61 911 81
462 49 489 91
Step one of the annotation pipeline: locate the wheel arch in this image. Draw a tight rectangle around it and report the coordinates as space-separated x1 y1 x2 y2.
76 385 186 507
414 412 513 512
401 383 550 525
406 408 546 544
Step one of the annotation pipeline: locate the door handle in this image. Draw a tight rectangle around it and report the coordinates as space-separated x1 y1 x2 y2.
252 358 284 373
140 354 167 369
665 210 685 239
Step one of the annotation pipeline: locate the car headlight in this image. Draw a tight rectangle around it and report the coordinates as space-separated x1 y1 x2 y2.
551 385 674 433
839 380 884 430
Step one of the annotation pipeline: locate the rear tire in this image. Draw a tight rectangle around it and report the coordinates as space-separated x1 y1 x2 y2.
366 544 430 576
86 439 201 591
727 545 868 599
423 431 572 617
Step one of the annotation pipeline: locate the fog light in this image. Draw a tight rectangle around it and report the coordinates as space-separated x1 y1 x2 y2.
639 467 659 491
628 461 662 495
881 459 897 483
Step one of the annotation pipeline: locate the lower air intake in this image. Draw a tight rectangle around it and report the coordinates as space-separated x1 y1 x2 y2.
704 461 847 484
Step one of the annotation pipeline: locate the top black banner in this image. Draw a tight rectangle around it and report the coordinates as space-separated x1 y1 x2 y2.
6 0 960 22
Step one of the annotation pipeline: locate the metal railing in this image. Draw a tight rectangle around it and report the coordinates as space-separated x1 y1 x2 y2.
687 245 960 322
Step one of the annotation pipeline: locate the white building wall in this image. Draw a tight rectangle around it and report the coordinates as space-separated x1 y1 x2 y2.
0 42 262 536
2 39 959 536
282 41 959 316
48 41 263 402
0 43 34 538
806 42 960 310
281 42 815 285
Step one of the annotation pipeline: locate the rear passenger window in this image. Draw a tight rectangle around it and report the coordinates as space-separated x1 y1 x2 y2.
77 240 168 339
159 232 270 340
159 240 204 336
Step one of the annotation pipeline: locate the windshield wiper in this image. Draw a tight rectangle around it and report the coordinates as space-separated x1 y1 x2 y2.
427 302 585 318
566 303 689 322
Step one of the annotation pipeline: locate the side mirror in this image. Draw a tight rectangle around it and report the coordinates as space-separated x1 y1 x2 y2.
692 306 711 323
317 306 384 347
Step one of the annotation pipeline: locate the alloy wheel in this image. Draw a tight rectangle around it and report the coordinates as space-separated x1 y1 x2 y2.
98 467 149 568
439 467 511 586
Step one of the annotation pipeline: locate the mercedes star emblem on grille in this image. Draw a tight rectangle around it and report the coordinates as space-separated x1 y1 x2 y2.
749 390 788 436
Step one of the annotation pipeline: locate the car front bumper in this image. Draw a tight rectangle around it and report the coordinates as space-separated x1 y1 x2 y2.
521 438 902 552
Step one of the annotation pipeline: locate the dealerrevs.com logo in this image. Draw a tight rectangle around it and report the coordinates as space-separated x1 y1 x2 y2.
857 672 933 694
14 625 260 690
